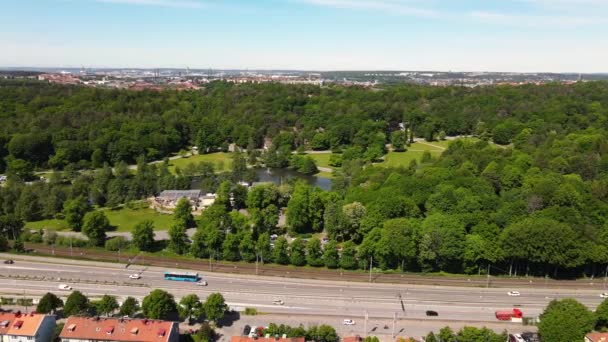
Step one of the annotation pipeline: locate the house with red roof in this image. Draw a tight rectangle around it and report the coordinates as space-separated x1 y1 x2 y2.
59 316 178 342
0 311 56 342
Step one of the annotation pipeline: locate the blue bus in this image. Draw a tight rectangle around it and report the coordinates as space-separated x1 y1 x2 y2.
164 271 199 282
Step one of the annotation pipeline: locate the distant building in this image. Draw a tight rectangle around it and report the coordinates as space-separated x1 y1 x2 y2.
0 311 56 342
586 332 608 342
59 317 179 342
151 190 215 214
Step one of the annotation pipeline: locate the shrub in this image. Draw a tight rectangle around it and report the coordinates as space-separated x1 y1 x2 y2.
105 236 129 251
244 307 258 315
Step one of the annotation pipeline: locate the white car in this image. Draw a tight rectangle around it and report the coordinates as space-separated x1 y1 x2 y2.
58 284 72 290
129 274 141 279
196 280 208 286
343 319 355 325
508 291 521 296
600 293 608 298
272 299 284 305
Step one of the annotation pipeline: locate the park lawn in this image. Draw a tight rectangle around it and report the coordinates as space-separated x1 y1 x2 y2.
379 150 443 168
25 219 70 231
307 153 334 169
409 141 445 152
101 206 174 232
26 206 173 233
167 152 233 174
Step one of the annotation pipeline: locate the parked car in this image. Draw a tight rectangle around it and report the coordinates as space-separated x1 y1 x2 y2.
425 310 438 316
58 284 72 290
343 319 355 325
272 299 284 305
508 291 521 296
129 274 141 279
243 325 252 336
196 280 208 286
3 260 14 264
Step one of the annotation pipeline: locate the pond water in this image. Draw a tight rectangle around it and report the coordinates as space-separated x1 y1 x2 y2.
254 167 332 190
191 168 332 191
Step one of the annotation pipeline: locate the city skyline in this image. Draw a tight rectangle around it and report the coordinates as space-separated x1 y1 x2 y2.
2 0 607 72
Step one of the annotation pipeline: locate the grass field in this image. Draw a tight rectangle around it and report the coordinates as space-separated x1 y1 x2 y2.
167 152 233 173
306 153 333 169
26 206 174 232
102 206 174 232
25 219 70 231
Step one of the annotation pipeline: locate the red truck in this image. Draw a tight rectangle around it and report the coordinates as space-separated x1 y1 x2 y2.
495 308 523 321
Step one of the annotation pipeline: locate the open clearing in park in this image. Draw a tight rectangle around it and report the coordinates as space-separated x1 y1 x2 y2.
167 152 233 174
26 206 173 232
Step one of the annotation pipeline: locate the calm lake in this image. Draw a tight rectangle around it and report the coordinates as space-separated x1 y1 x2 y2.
191 168 332 191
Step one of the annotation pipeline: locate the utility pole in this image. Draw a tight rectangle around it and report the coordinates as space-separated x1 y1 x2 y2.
369 256 373 283
486 264 490 288
70 237 73 257
604 265 608 290
391 312 396 339
363 311 368 338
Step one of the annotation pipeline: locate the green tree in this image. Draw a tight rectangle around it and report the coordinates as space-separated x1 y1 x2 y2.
307 325 338 342
105 236 129 251
168 221 188 255
339 241 358 270
222 233 241 261
63 197 91 232
287 182 311 234
239 232 256 262
252 205 279 234
142 289 178 320
538 298 594 342
194 322 216 342
272 236 290 265
438 327 456 342
97 295 119 316
132 220 155 252
64 291 90 316
12 238 25 252
119 297 140 317
179 294 202 322
289 238 307 266
174 197 195 228
391 130 406 152
202 293 227 322
306 237 324 267
36 292 63 314
323 240 340 269
82 211 110 247
256 232 271 263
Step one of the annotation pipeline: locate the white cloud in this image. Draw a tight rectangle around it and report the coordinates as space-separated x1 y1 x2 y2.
298 0 436 16
470 10 604 27
94 0 206 9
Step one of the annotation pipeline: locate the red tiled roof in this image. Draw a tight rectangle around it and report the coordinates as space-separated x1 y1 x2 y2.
587 332 608 342
0 312 47 337
343 337 362 342
230 337 305 342
60 317 177 342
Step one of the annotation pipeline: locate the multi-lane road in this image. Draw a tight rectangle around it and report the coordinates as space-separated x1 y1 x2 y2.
1 253 604 334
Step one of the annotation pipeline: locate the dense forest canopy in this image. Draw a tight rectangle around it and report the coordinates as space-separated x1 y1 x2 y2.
2 80 608 278
1 80 607 171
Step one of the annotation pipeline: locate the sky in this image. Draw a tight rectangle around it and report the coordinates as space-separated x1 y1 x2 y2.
1 0 607 72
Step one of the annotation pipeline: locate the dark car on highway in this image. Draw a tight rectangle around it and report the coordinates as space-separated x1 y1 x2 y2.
3 260 14 264
426 310 438 316
243 325 251 336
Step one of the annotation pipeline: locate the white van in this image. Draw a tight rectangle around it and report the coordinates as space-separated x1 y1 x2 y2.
58 284 72 290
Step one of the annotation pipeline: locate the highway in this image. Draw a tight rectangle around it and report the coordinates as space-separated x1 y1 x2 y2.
0 254 604 328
